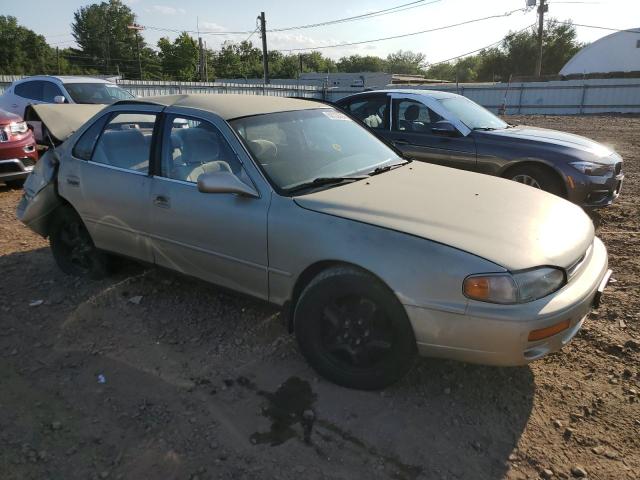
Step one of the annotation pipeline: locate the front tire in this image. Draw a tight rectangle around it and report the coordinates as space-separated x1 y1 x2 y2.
508 165 564 197
294 266 417 390
49 207 110 279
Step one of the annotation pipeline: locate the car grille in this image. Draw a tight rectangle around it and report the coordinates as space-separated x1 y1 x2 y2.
0 162 22 174
614 162 622 175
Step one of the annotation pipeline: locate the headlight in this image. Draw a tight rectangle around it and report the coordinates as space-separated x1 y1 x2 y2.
463 267 565 304
9 121 28 134
569 161 612 176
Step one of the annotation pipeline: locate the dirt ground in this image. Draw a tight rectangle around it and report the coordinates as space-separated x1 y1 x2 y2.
0 115 638 480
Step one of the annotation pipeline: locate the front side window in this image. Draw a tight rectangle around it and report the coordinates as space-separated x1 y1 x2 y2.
231 108 401 192
342 96 389 130
161 115 246 184
91 112 157 173
42 82 64 102
64 83 134 104
392 99 443 133
438 96 507 130
14 81 43 101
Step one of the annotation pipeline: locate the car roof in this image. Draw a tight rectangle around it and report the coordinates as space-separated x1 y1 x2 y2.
16 75 113 85
340 89 461 100
115 94 328 120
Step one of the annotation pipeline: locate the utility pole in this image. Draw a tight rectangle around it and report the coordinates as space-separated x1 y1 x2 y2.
199 37 205 82
127 24 145 80
535 0 547 77
259 12 269 84
299 53 303 77
56 47 60 75
204 41 209 82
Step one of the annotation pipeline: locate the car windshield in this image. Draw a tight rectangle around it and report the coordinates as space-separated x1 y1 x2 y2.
64 83 134 104
230 108 402 193
438 96 507 130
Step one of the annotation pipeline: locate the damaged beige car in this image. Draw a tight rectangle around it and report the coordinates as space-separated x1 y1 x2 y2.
18 95 611 390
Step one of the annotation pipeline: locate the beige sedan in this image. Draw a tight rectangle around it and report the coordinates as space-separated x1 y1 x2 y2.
18 95 611 389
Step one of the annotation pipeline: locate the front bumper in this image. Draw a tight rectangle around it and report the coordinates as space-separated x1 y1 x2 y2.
405 237 609 366
566 162 624 208
0 136 39 183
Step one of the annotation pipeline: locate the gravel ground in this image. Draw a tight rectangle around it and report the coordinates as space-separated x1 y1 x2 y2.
0 115 638 480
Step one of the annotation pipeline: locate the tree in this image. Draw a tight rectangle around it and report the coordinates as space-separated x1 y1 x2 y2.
424 19 582 82
71 0 143 78
337 55 386 73
385 50 426 74
0 16 58 75
157 33 199 81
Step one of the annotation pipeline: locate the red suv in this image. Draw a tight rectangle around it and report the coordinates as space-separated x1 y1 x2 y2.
0 109 38 187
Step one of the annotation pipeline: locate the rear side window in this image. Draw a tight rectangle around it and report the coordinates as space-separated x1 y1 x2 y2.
72 115 109 160
91 112 157 173
14 81 44 101
340 96 389 130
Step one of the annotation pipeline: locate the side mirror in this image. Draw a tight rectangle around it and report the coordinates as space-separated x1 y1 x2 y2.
197 170 259 198
431 120 458 136
53 95 66 104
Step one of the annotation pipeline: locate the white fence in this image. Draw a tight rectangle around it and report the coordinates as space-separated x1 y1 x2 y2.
1 75 640 115
404 78 640 115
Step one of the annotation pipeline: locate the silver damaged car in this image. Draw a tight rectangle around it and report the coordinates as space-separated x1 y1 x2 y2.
17 95 612 390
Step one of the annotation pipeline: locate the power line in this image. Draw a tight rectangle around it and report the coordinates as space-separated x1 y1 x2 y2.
557 21 640 34
269 0 442 32
278 8 528 52
141 0 443 36
426 23 536 67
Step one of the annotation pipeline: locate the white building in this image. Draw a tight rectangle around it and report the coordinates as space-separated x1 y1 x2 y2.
560 28 640 76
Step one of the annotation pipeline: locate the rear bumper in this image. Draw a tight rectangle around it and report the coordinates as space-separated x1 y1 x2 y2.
405 237 609 366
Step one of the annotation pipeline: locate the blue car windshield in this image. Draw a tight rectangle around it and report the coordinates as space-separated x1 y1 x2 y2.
438 96 508 130
231 108 402 192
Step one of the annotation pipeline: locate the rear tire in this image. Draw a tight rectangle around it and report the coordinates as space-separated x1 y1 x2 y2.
294 266 417 390
49 207 111 279
507 165 564 197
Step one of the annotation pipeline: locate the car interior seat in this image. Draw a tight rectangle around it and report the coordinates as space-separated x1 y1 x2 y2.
93 129 149 171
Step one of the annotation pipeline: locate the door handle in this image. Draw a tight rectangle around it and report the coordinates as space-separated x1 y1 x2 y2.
11 104 18 108
153 195 170 208
66 176 80 186
393 139 410 146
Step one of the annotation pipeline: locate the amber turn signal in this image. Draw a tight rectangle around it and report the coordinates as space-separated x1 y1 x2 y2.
527 319 571 342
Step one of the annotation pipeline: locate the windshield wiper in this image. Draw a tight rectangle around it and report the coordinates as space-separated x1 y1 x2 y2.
368 161 409 176
285 176 366 195
472 127 498 131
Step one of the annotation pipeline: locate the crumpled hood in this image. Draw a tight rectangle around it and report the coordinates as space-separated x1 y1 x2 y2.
484 126 615 160
294 162 594 271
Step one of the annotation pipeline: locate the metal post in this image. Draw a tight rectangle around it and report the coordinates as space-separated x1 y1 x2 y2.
128 24 145 80
535 0 547 77
260 12 269 84
198 37 205 82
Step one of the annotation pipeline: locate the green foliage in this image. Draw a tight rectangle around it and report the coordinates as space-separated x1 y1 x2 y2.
424 19 583 82
0 16 58 75
158 33 199 81
2 7 582 84
71 0 149 78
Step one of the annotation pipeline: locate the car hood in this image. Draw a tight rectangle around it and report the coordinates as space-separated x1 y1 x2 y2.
483 126 615 160
0 109 24 124
24 103 106 144
294 162 594 271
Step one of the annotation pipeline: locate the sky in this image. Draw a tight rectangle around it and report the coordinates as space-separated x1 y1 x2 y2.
4 0 640 64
